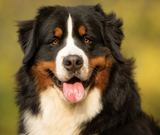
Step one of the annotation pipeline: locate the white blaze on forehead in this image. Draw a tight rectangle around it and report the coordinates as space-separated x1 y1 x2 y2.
56 14 89 81
65 14 84 54
67 14 73 41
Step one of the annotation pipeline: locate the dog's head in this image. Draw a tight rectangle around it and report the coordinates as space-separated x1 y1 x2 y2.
17 5 124 103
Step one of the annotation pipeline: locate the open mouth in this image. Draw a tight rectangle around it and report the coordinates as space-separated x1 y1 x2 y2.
48 68 97 102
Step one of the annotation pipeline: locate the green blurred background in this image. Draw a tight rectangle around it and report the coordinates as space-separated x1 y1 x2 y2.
0 0 160 134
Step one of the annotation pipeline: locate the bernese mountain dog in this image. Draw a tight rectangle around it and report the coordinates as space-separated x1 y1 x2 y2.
16 4 160 135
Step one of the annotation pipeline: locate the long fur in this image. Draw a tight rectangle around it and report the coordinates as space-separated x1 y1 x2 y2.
15 4 160 135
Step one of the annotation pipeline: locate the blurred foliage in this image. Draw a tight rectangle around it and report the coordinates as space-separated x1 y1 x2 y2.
0 0 160 134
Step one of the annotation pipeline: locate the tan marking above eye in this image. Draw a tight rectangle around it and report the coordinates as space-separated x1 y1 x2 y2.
54 27 63 38
78 25 86 36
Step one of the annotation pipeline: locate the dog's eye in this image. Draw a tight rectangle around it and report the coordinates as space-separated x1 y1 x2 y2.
52 38 59 45
84 38 90 44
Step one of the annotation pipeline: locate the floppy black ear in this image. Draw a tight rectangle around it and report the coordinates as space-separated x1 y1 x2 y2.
17 6 57 64
105 13 124 63
17 20 38 64
94 4 125 63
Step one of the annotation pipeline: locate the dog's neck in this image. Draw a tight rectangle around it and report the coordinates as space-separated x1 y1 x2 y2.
23 87 102 135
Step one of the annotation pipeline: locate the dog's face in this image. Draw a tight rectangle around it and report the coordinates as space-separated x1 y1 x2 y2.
18 5 124 103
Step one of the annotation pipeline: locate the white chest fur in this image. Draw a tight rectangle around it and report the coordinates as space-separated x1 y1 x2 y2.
23 87 102 135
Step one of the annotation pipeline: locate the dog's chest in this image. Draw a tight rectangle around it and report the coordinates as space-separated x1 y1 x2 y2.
23 87 102 135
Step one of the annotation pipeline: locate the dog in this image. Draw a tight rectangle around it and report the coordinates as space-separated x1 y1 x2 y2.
16 4 160 135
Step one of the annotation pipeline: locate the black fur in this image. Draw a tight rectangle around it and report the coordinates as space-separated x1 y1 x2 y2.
16 4 160 135
16 66 40 134
81 59 160 135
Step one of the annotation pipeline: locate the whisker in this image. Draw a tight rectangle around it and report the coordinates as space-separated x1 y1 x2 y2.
90 67 103 86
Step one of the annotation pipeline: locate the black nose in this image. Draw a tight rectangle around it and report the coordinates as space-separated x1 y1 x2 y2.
63 55 83 71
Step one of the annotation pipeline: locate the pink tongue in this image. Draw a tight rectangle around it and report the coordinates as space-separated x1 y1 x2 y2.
63 82 84 102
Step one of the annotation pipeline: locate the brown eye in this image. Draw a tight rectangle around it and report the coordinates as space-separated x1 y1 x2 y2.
52 38 59 45
84 38 90 44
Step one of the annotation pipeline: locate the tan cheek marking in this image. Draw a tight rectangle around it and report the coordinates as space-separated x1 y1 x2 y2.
89 56 106 70
54 27 63 38
78 25 86 36
94 57 114 92
89 52 115 92
31 61 56 92
88 56 106 77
